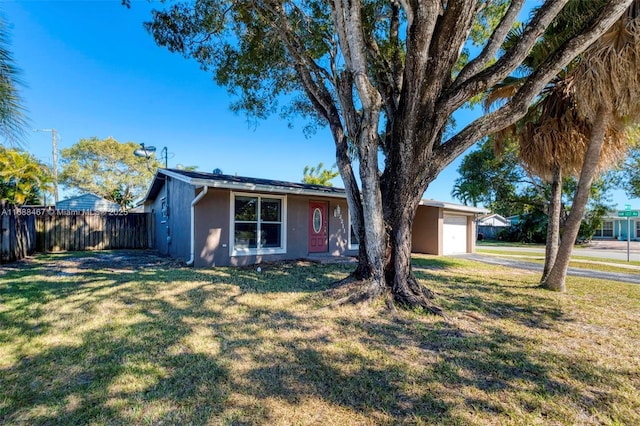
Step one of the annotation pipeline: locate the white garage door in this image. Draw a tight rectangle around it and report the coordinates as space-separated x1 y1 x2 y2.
443 215 468 255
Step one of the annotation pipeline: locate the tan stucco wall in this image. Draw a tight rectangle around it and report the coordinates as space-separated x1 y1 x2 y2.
328 199 351 255
193 190 354 267
467 215 476 254
412 205 442 255
194 188 230 268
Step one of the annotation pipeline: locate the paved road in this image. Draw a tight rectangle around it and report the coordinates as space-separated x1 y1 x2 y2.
460 253 640 285
478 242 640 262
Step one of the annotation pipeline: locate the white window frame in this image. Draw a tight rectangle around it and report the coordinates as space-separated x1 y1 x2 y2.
229 192 287 256
636 220 640 239
594 220 613 238
347 212 359 250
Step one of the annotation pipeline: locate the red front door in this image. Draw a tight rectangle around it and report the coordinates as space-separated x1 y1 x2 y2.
308 201 328 253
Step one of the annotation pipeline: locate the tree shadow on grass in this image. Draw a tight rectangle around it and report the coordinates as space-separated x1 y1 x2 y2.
0 250 339 424
0 276 234 424
413 266 566 331
237 313 631 424
1 251 636 424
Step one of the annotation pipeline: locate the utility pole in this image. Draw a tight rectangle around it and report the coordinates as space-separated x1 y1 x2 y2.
35 128 59 204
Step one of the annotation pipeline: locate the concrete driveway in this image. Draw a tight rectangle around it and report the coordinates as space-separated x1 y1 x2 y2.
467 240 640 284
478 240 640 262
460 253 640 285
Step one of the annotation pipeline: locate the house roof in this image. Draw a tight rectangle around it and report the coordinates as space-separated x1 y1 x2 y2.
418 199 488 215
477 213 510 225
56 193 121 212
144 168 346 201
144 168 488 214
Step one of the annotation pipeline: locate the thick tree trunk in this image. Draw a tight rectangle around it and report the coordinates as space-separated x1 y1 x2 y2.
358 161 386 296
385 197 442 314
355 116 387 299
333 129 371 280
541 166 563 282
541 107 609 291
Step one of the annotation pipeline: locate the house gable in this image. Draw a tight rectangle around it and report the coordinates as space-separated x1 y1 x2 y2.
478 213 510 227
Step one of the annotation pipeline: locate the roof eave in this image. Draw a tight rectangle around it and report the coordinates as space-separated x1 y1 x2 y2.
144 169 346 201
419 199 489 214
189 177 347 198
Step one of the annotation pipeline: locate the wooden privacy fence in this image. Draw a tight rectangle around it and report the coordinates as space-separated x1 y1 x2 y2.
36 211 151 252
0 203 153 263
1 202 37 264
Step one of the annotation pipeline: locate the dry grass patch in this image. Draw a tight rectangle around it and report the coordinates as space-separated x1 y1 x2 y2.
1 251 638 425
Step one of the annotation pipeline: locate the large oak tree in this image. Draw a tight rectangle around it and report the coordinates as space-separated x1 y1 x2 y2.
146 0 632 310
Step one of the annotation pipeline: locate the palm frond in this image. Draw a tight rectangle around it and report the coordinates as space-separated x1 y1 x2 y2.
0 15 28 147
572 4 640 123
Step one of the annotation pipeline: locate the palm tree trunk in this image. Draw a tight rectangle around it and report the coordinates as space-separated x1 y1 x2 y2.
541 106 610 291
541 166 563 282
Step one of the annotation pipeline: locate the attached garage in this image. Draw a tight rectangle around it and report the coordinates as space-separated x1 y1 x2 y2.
443 215 468 254
412 200 487 256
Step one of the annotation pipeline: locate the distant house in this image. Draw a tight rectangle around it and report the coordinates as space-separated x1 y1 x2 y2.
594 209 640 241
506 215 522 226
477 213 511 239
56 193 120 212
142 169 487 267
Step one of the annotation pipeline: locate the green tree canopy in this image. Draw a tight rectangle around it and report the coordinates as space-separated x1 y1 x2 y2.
59 137 161 209
302 162 339 186
0 146 52 205
452 138 539 216
455 138 616 242
620 142 640 199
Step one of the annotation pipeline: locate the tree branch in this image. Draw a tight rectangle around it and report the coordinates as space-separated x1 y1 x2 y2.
434 0 634 174
438 0 570 119
396 0 413 27
331 0 381 114
426 0 480 89
366 2 403 133
455 0 526 86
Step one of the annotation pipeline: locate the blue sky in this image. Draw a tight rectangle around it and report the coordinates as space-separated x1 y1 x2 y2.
2 0 637 210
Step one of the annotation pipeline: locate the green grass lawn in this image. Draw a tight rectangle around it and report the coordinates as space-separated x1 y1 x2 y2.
1 251 639 425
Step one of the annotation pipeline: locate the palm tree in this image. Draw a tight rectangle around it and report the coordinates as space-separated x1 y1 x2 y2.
487 1 635 290
487 80 595 283
484 2 600 280
508 80 591 281
541 2 640 291
0 16 27 146
509 77 628 283
0 146 52 204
